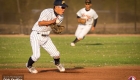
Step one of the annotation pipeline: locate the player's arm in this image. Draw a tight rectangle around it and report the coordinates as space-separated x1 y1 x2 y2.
77 16 81 22
93 18 98 27
38 18 57 26
38 9 57 26
91 18 98 31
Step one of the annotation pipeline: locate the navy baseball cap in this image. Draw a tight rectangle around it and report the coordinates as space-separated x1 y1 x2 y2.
85 0 91 3
54 0 68 7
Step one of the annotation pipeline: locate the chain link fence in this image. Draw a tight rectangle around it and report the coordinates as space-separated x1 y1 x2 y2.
0 0 140 34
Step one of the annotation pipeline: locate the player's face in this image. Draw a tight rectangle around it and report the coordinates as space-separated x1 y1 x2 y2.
55 6 66 15
85 3 92 10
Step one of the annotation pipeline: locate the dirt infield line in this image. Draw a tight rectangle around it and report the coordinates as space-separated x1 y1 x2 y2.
0 66 140 80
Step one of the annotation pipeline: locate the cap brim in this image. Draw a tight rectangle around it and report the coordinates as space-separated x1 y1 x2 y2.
61 3 68 7
85 1 91 3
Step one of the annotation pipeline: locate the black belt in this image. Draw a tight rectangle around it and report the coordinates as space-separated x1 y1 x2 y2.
37 32 47 37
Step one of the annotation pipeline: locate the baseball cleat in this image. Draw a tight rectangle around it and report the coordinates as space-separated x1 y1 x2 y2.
26 63 38 74
56 64 65 72
70 42 75 46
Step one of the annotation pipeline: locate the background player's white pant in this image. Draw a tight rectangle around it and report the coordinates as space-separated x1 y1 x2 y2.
30 31 60 61
75 24 92 39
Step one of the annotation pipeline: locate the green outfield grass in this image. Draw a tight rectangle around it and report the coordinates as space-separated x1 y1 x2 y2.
0 35 140 69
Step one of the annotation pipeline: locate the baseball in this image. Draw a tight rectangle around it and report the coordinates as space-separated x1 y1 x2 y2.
56 19 60 24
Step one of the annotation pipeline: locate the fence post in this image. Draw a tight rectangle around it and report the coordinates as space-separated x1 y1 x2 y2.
115 0 119 24
134 0 137 33
16 0 23 34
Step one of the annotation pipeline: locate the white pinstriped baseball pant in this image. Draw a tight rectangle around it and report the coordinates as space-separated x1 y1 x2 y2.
30 31 60 61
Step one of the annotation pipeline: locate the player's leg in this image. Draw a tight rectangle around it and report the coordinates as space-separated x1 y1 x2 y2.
72 36 85 43
71 25 83 46
26 31 41 73
71 25 91 46
77 25 91 39
41 36 65 72
72 37 79 43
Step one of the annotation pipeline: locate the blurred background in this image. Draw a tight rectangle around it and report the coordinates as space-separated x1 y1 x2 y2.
0 0 140 34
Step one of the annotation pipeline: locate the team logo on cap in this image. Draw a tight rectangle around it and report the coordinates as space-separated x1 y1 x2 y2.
62 0 65 4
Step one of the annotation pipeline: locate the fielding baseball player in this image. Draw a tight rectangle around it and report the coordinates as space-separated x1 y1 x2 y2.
71 0 98 46
26 0 68 73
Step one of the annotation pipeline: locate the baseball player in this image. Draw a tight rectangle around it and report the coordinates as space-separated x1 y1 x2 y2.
71 0 98 46
26 0 68 73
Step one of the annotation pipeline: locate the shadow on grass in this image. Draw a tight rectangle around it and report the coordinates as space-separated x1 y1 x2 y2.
85 43 103 45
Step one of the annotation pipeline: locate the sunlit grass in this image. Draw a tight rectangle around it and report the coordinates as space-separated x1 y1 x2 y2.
0 35 140 69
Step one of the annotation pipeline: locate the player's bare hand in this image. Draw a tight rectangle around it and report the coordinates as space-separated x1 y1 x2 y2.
51 18 57 24
91 27 95 31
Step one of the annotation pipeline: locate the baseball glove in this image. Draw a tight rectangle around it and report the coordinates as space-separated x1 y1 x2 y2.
50 24 65 34
78 18 86 24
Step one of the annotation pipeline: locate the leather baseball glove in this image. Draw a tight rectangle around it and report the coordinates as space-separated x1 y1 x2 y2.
78 18 86 24
50 24 65 34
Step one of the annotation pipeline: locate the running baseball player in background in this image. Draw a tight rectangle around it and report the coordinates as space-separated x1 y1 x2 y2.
26 0 68 73
71 0 98 46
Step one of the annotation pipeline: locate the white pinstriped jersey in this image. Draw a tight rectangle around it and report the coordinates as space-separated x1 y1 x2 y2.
32 8 64 33
77 8 98 25
30 8 64 61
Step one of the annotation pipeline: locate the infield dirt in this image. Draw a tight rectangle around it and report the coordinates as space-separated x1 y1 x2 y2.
0 66 140 80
